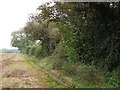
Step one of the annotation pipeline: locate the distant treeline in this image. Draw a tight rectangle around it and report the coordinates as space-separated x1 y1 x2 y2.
0 48 19 53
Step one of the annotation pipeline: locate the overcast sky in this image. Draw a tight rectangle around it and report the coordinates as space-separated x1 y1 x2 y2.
0 0 52 49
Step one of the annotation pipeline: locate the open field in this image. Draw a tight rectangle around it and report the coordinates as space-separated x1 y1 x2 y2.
0 53 65 88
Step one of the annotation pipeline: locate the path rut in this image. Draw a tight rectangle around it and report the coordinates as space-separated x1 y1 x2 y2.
1 54 51 88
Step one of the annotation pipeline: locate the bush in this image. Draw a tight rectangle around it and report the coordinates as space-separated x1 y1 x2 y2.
25 45 42 58
58 23 79 62
52 41 67 60
28 46 35 56
34 45 42 57
25 46 32 55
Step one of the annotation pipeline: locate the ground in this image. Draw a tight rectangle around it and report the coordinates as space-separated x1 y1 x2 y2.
0 53 54 88
0 53 114 88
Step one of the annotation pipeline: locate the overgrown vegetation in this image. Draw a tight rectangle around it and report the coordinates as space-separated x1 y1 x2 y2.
11 2 120 88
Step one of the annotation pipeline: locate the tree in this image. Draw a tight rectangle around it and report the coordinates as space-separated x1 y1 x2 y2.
11 30 27 51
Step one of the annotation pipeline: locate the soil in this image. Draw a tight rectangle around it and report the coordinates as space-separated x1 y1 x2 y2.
1 54 51 88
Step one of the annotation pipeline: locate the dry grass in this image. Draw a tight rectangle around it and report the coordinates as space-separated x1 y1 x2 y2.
1 54 53 88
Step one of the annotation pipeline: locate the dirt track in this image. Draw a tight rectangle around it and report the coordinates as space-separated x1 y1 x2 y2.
1 54 52 88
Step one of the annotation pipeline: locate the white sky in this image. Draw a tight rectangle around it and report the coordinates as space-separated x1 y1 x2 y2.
0 0 52 49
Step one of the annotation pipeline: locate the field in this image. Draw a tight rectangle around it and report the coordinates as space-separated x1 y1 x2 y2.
0 53 65 88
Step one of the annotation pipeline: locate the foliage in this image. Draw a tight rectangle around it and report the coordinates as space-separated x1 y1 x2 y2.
11 30 27 51
11 2 120 87
34 45 42 57
58 23 79 62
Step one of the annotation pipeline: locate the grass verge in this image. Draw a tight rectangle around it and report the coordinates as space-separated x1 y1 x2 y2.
24 55 67 88
23 54 113 88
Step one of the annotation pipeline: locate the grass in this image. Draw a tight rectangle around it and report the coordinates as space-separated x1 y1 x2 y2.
23 54 114 88
0 53 13 59
24 55 67 88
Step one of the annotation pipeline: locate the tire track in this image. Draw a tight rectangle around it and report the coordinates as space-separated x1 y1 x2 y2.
1 54 50 88
0 54 16 68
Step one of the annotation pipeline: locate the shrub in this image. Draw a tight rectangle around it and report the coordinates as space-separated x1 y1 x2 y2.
34 45 42 57
25 46 32 55
28 46 35 56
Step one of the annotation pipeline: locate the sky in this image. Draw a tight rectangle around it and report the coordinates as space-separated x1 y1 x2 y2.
0 0 52 49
